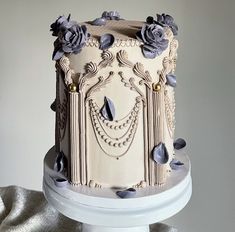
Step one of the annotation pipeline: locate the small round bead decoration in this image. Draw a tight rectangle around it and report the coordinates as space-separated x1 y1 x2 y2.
153 83 161 92
69 83 77 92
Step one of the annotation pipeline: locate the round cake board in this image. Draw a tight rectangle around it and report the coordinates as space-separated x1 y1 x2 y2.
43 147 192 232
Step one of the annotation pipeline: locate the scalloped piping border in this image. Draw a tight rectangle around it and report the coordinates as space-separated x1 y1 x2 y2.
85 38 142 48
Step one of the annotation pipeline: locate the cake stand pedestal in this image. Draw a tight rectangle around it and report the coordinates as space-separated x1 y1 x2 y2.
43 147 192 232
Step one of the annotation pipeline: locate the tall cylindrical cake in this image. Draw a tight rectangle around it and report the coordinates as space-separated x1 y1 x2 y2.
51 12 179 188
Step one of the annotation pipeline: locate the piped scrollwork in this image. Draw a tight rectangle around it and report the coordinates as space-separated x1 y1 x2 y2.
116 50 152 90
58 50 115 90
59 56 75 86
157 38 179 139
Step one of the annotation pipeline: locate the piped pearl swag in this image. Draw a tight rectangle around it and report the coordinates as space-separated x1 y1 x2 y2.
89 97 142 159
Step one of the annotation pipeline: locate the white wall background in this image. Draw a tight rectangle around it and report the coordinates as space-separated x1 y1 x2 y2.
0 0 234 231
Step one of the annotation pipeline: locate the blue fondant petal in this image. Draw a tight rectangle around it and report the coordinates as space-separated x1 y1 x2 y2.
100 97 115 121
170 159 184 170
90 18 107 26
116 188 136 198
152 143 169 164
173 138 186 150
99 34 115 50
166 74 177 87
52 49 64 61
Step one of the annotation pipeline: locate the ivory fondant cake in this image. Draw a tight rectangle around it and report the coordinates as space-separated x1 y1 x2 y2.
50 11 185 190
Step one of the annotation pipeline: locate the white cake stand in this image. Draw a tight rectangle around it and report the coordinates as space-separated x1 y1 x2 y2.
43 147 192 232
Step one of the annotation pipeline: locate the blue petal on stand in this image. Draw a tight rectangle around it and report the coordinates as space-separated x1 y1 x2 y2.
53 177 68 188
99 34 115 50
173 138 186 150
100 97 115 121
54 151 67 172
152 143 169 164
170 159 184 170
166 74 177 87
116 188 136 198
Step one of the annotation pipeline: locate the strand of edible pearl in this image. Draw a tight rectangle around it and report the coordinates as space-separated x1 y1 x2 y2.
89 98 141 159
89 97 142 129
89 99 140 144
92 110 136 143
90 110 139 159
89 97 141 130
91 111 138 147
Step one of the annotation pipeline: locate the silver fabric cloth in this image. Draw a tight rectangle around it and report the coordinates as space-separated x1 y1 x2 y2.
0 186 177 232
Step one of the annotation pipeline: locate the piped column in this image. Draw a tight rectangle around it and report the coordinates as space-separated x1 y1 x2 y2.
152 83 167 185
147 88 155 186
69 84 80 185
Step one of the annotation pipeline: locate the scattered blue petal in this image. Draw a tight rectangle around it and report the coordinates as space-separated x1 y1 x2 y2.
152 143 169 164
170 159 184 170
90 17 107 26
166 74 176 87
53 177 68 188
101 97 115 121
99 34 115 50
173 138 186 150
54 151 67 172
116 188 136 198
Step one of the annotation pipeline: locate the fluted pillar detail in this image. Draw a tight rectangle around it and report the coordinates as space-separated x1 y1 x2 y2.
69 91 80 185
153 89 167 185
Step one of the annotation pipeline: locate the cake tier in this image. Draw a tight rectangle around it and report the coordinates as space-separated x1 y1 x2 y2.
54 17 178 188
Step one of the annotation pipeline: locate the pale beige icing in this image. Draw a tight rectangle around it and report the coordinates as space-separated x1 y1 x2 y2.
83 20 144 41
55 20 178 188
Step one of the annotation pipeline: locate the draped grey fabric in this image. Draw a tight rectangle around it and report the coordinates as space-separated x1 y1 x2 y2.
0 186 177 232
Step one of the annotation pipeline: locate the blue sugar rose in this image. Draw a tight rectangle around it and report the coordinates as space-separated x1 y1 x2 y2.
51 15 90 61
146 13 178 36
50 15 73 36
52 24 89 60
136 23 169 59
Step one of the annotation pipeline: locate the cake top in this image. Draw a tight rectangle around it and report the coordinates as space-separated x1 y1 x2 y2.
50 11 178 61
83 20 143 40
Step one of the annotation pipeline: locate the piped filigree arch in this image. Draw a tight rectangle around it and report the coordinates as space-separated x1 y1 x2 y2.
57 51 116 186
115 37 179 186
58 50 114 89
160 38 179 139
116 50 152 88
116 49 155 185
